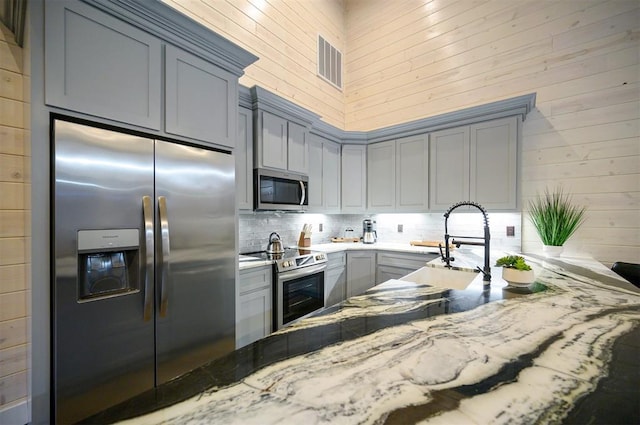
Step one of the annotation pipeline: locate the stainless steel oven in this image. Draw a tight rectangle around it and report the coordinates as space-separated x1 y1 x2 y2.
276 261 325 329
241 248 326 330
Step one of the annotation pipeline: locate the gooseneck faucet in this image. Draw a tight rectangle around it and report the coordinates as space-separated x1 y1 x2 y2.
439 201 491 282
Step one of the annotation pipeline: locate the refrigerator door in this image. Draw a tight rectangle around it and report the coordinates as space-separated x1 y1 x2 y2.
154 141 236 384
53 120 156 424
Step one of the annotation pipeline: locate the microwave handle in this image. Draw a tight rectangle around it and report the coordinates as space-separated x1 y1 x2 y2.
299 181 306 205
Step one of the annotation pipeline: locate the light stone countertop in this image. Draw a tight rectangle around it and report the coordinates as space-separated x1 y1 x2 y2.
109 249 639 425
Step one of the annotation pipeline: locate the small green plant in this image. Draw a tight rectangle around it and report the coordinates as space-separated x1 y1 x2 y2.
495 255 531 271
528 186 586 246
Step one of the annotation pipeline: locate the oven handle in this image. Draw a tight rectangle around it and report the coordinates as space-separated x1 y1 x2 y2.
279 263 326 281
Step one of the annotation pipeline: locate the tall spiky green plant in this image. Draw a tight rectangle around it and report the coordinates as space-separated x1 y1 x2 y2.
528 187 586 246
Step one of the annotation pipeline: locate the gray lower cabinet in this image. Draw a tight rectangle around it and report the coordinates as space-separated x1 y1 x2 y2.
325 252 346 307
430 116 518 210
346 251 376 298
236 107 254 210
376 251 439 284
45 0 162 130
237 266 272 349
309 135 341 212
165 45 238 148
341 145 367 213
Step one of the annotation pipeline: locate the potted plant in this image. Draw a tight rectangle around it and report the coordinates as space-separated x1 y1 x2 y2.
528 186 587 257
495 255 535 287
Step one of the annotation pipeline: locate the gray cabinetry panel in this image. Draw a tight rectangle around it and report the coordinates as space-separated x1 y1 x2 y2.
236 107 254 210
325 252 346 307
237 266 272 348
470 117 518 210
429 126 470 210
323 141 341 212
165 45 237 148
341 145 367 213
45 0 162 130
287 121 309 174
367 141 396 211
346 251 376 298
396 134 429 211
259 111 288 170
308 137 324 209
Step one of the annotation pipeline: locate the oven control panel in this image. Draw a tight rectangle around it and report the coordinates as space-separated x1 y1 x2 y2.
276 251 327 272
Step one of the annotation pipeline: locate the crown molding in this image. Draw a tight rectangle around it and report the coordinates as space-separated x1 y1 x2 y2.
83 0 258 77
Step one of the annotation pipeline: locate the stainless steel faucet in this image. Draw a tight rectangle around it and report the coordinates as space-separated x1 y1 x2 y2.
439 201 492 283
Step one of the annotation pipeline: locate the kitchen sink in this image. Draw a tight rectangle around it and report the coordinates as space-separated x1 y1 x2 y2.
400 266 479 290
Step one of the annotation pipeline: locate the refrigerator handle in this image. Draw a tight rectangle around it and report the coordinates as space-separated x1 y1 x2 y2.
142 196 154 322
299 181 306 205
158 196 171 317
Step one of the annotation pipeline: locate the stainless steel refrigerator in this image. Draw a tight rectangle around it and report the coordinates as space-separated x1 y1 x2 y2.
52 119 236 424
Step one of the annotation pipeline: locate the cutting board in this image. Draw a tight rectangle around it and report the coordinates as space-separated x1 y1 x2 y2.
410 240 454 249
331 237 361 243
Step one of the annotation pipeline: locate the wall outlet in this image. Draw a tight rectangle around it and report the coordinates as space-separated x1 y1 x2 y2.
397 224 403 233
319 223 323 232
506 226 515 237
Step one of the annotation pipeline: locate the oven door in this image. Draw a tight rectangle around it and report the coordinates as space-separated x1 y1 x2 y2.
276 263 325 329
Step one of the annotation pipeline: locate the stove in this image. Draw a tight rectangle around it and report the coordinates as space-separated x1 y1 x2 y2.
241 247 327 329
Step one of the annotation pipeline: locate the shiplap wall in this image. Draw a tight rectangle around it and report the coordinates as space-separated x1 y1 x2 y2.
344 0 639 264
0 21 30 419
162 0 347 128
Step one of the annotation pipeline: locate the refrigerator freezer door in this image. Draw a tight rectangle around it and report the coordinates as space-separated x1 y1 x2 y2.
154 141 236 384
53 120 155 424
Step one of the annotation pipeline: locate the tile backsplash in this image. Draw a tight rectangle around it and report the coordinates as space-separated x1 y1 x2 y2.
239 212 522 254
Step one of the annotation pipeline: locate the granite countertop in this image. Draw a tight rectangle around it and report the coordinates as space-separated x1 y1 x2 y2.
90 251 639 425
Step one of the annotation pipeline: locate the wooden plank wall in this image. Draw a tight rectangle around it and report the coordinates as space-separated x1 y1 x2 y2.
0 22 30 417
345 0 639 264
162 0 347 128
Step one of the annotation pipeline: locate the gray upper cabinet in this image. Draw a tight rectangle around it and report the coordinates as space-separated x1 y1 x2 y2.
396 134 429 211
367 141 396 212
165 46 238 148
367 134 429 212
470 117 518 210
256 111 309 174
45 0 162 130
341 145 367 213
429 126 470 210
309 134 341 212
236 107 253 210
430 116 518 211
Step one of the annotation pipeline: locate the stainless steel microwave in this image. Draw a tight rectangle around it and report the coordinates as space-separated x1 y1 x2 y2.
254 168 308 211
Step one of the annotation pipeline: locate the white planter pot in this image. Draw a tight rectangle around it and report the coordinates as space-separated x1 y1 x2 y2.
502 267 535 287
542 244 564 258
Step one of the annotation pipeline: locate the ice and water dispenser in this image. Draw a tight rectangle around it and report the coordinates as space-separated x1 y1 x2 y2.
77 229 140 301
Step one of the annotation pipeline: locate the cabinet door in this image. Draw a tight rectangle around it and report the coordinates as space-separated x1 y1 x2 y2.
236 107 254 210
260 111 288 170
307 136 324 210
341 145 367 213
429 127 470 210
287 122 309 174
470 117 518 210
165 46 238 148
237 287 271 349
396 134 429 211
323 141 341 212
367 141 396 211
346 251 376 298
325 266 346 307
45 0 161 130
376 265 411 284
